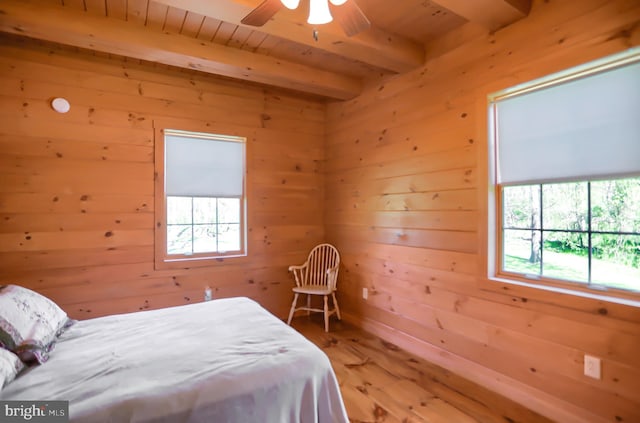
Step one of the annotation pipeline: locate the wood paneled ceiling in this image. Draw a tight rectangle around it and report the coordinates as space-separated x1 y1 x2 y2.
0 0 531 100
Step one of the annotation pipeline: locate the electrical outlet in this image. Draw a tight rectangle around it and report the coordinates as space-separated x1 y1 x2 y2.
204 286 213 302
584 354 601 380
362 287 368 300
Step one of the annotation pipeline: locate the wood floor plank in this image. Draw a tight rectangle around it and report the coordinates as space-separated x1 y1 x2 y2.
291 315 555 423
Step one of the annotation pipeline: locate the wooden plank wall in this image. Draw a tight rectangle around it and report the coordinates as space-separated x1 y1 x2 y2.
0 35 326 319
325 1 640 422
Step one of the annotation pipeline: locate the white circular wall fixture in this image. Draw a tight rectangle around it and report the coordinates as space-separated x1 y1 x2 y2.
51 97 70 114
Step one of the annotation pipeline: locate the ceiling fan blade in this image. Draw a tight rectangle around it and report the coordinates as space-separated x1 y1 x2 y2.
330 0 370 37
241 0 284 27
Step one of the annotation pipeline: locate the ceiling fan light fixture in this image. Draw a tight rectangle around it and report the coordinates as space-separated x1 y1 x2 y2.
308 0 333 25
280 0 300 9
329 0 348 5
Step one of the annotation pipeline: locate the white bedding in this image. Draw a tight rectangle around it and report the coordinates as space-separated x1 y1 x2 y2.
0 297 348 423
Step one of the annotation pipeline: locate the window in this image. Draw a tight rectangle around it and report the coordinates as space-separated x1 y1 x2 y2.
155 127 246 268
489 48 640 296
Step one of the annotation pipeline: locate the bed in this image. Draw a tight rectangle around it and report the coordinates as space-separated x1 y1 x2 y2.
1 292 349 423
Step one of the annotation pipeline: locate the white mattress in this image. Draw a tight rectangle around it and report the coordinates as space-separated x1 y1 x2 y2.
1 297 348 423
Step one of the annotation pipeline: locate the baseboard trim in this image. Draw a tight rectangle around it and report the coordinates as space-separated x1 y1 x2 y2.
342 311 606 423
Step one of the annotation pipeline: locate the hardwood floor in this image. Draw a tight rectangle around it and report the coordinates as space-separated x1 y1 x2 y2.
291 315 555 423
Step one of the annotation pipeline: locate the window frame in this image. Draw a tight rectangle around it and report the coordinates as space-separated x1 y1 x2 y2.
154 123 248 270
483 48 640 304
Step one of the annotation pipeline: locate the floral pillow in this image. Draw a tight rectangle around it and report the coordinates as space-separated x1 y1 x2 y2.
0 348 24 389
0 285 74 364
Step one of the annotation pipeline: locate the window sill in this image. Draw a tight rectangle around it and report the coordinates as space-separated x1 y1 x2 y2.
155 253 249 270
480 275 640 309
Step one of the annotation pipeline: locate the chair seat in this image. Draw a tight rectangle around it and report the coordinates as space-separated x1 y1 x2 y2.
293 285 334 295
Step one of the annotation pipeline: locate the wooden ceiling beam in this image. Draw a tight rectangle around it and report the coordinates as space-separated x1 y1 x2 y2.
0 0 362 100
153 0 425 73
431 0 532 31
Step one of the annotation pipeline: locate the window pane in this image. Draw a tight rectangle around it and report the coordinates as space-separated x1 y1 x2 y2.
591 234 640 291
167 197 192 224
218 224 240 251
542 182 588 231
218 198 240 223
542 232 588 282
591 178 640 233
193 197 217 224
503 185 540 229
503 229 541 275
193 225 217 253
168 225 192 254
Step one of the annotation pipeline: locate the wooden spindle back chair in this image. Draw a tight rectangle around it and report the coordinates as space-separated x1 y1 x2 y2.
286 244 341 332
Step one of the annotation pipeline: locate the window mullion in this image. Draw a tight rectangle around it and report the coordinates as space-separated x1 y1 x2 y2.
587 182 593 286
539 184 543 276
191 197 195 255
215 198 219 253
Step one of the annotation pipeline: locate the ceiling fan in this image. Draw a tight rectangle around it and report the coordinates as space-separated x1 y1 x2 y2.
241 0 371 37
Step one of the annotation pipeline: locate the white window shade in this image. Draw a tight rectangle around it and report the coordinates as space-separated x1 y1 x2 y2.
165 133 245 197
495 59 640 184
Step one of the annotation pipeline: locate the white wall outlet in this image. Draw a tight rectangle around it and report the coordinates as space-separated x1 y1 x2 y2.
204 286 213 302
584 354 601 380
362 287 368 300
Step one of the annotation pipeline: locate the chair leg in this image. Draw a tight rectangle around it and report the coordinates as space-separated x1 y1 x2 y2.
332 292 341 320
287 293 299 326
323 295 329 332
306 294 311 316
